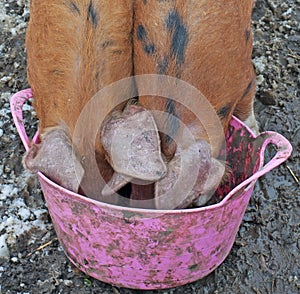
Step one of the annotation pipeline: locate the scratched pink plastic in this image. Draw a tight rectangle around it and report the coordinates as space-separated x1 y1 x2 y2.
10 89 292 290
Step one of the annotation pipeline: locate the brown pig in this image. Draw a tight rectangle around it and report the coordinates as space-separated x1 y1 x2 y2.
24 0 258 209
133 0 258 206
26 0 135 199
134 0 257 155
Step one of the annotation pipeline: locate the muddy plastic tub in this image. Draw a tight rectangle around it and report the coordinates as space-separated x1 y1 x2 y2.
11 88 292 290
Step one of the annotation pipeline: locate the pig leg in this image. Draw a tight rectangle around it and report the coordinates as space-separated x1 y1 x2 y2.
26 0 135 199
23 125 84 193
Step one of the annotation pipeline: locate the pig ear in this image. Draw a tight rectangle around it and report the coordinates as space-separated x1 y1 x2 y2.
155 140 212 210
23 126 84 193
23 143 42 173
101 105 167 181
193 158 225 207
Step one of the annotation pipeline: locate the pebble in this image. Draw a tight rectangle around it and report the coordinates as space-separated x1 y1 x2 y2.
63 280 73 287
0 0 298 293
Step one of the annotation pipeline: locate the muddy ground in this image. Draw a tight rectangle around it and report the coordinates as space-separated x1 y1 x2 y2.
0 0 299 293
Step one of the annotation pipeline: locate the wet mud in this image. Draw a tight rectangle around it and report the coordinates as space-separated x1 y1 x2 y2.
0 0 299 293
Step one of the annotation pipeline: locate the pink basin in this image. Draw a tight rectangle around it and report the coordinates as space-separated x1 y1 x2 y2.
11 88 292 290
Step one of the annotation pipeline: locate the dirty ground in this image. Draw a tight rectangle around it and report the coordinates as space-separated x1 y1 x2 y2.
0 0 299 293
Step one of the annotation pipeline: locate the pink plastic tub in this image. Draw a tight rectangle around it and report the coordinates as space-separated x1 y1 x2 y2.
11 89 292 290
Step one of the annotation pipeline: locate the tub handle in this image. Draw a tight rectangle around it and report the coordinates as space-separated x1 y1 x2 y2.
254 131 293 179
10 88 36 151
222 130 293 204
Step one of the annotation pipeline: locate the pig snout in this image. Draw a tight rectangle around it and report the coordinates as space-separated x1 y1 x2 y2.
23 125 84 193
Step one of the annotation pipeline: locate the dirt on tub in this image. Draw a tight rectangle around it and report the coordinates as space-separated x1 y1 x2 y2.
0 0 299 293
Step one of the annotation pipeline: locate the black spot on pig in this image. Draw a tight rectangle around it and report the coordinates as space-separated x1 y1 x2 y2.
143 0 147 4
165 99 180 142
157 56 169 74
112 50 123 55
102 40 114 49
245 28 251 43
166 10 188 65
137 25 157 56
67 1 80 15
217 105 231 119
87 0 99 27
241 79 255 99
144 44 156 55
137 25 147 42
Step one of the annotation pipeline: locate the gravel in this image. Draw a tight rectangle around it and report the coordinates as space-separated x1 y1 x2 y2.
0 0 299 293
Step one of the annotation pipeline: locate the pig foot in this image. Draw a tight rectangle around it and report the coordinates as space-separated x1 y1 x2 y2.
155 140 225 210
23 125 84 193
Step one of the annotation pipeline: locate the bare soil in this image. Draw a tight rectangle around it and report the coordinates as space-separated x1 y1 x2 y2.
0 0 299 293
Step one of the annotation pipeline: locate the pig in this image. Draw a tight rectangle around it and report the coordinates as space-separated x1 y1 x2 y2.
24 0 258 209
132 0 258 207
26 0 135 199
133 0 257 156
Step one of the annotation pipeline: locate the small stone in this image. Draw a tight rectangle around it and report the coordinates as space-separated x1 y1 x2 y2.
63 280 73 287
257 91 276 106
256 74 265 86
